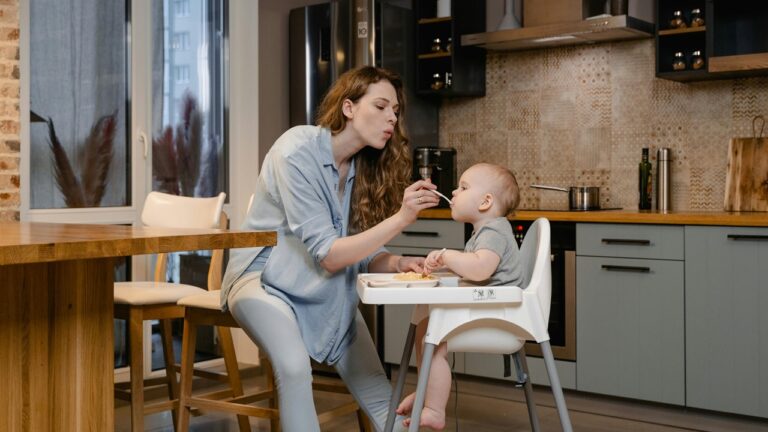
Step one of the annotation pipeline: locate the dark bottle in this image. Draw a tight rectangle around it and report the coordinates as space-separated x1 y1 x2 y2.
639 148 652 210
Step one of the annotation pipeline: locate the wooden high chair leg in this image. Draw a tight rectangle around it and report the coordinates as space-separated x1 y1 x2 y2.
160 318 180 432
177 319 198 432
217 326 251 432
264 358 280 432
128 308 145 432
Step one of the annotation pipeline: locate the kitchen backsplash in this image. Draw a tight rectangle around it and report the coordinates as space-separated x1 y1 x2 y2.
438 39 768 211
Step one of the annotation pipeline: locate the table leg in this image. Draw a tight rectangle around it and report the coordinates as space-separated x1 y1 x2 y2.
0 258 115 432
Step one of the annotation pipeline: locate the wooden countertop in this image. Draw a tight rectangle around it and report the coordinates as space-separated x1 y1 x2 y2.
0 222 277 266
418 208 768 227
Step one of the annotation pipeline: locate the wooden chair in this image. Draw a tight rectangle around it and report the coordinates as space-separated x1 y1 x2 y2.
176 195 370 432
114 191 247 431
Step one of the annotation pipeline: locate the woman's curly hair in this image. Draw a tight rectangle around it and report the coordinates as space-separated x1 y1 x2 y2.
315 66 411 232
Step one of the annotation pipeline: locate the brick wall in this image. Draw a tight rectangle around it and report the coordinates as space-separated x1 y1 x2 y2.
0 0 18 221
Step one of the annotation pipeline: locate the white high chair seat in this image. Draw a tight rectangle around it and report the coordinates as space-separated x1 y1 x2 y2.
114 281 205 305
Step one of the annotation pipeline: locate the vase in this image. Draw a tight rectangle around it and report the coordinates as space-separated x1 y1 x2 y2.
497 0 521 30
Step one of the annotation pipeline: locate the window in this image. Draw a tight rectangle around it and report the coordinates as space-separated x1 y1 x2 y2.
174 0 191 17
172 32 190 50
174 65 190 82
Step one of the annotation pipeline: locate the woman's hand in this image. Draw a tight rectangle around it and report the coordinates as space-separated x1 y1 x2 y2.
395 256 425 274
398 180 439 225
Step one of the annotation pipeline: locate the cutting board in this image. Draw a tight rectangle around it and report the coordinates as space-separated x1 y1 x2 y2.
724 137 768 211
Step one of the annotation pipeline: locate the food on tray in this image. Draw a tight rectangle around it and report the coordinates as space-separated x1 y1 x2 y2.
393 271 436 281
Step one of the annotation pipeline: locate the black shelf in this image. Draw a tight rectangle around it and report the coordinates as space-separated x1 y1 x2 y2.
414 0 485 97
656 0 768 82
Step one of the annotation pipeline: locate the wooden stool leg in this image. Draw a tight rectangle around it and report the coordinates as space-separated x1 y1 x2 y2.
218 326 251 432
160 318 180 432
128 308 145 432
263 359 279 432
177 318 198 432
356 409 372 432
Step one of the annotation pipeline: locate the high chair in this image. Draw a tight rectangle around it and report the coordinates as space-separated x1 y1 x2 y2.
358 217 573 432
114 191 247 432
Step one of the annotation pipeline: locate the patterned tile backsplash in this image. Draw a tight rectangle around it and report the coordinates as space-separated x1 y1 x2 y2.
438 39 768 211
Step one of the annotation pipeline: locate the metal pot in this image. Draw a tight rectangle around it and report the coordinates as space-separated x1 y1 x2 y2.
531 184 601 210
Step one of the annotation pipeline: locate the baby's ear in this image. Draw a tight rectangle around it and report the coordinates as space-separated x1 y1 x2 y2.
478 193 493 211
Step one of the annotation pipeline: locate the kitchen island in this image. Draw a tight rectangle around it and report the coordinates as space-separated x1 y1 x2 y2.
0 222 276 432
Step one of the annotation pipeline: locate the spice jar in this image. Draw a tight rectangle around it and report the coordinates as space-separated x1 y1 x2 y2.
691 50 705 70
445 37 452 53
672 51 686 71
690 8 704 27
670 10 687 29
430 73 445 90
431 38 442 53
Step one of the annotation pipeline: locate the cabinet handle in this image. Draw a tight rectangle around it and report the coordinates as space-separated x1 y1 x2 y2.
402 231 439 237
727 234 768 241
601 238 651 246
601 264 650 273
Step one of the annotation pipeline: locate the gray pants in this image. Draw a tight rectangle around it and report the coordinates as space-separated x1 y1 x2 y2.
228 274 393 432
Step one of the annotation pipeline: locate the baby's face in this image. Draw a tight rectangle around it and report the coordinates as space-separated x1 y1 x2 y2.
450 166 494 222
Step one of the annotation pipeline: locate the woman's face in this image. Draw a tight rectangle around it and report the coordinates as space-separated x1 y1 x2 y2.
344 80 399 149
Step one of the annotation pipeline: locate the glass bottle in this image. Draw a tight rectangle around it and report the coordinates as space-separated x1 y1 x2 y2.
690 8 704 27
639 148 652 210
670 10 687 29
444 72 452 89
430 73 444 90
431 38 442 53
691 50 705 70
445 37 452 53
672 51 686 71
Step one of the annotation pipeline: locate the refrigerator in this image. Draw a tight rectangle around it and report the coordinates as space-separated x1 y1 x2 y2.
289 0 440 361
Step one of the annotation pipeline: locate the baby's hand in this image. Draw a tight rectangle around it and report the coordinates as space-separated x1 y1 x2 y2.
424 249 446 274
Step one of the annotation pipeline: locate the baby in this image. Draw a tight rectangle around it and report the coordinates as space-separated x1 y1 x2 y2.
397 162 524 430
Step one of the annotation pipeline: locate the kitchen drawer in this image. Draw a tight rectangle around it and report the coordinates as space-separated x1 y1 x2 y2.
389 219 465 249
577 223 684 260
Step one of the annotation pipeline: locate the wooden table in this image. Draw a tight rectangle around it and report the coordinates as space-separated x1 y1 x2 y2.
0 222 276 432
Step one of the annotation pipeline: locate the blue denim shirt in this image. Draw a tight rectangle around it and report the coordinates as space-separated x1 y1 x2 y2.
221 125 385 364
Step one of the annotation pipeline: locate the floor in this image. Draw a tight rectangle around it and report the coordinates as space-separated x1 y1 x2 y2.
115 366 768 432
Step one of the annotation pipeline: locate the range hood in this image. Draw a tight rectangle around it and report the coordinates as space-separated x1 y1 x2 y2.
461 15 654 51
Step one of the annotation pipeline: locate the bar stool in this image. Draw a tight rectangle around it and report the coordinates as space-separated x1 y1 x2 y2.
176 282 371 432
114 191 247 432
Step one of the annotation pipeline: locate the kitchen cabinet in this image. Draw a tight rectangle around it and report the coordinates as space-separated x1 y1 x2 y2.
414 0 485 97
463 352 577 390
576 224 685 405
383 219 466 369
656 0 768 82
685 226 768 418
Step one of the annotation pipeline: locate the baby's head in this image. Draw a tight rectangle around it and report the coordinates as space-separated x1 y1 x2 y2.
452 163 519 222
476 163 519 216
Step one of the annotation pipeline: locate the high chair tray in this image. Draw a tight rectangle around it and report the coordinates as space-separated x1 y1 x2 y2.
356 273 524 305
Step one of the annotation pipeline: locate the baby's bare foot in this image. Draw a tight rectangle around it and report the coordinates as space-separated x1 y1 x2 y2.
396 392 416 415
402 407 446 431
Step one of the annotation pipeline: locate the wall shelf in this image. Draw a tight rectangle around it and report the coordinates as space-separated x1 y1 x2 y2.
656 0 768 82
414 0 485 97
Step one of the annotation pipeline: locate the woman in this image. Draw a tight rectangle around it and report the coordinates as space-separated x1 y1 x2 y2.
220 66 440 431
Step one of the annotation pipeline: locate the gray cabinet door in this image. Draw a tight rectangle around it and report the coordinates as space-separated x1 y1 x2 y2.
685 226 768 418
576 256 685 405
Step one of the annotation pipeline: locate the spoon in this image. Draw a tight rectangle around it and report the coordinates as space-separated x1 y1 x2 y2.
428 189 452 205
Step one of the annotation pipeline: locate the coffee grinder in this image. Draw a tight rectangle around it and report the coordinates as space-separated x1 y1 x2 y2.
413 147 457 208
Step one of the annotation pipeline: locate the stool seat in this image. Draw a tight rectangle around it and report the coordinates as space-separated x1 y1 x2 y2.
115 281 206 305
177 289 220 309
